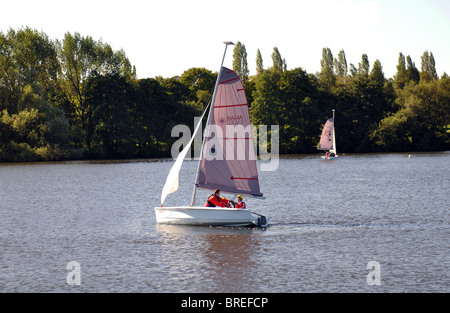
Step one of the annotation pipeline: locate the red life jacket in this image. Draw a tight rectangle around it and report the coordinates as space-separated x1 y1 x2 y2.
205 195 228 207
235 201 246 209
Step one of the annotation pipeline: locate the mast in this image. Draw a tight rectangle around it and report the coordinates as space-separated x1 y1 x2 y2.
190 41 234 206
332 109 336 155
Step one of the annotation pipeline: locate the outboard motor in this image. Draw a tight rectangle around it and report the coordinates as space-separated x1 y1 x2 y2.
257 215 267 227
251 211 269 228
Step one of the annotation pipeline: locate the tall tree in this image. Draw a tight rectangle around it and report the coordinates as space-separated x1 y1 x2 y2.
358 53 370 77
250 70 282 127
57 32 135 150
349 64 358 78
271 47 286 73
369 59 386 87
406 55 420 84
319 47 335 88
232 41 249 82
278 68 323 153
58 32 96 132
0 27 59 113
84 74 135 158
334 49 348 82
394 53 408 89
256 49 264 75
420 50 438 82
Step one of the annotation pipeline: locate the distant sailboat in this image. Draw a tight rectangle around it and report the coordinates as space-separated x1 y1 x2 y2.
318 109 338 160
154 42 268 227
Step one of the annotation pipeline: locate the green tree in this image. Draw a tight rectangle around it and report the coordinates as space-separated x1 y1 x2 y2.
369 59 386 87
159 77 190 104
0 84 70 161
134 77 193 157
83 74 135 158
369 108 411 151
334 49 348 84
57 32 135 151
179 67 216 110
394 52 408 89
334 56 396 152
0 27 59 114
0 29 24 114
406 55 420 84
0 27 71 161
232 41 249 82
319 47 335 89
358 54 370 77
349 63 358 78
250 70 282 127
256 49 264 75
420 50 438 82
271 47 286 73
251 67 323 154
394 53 420 89
278 68 323 153
371 78 450 151
58 32 100 147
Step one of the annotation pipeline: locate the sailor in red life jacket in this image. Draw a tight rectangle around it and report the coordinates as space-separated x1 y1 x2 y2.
205 189 232 207
234 195 246 209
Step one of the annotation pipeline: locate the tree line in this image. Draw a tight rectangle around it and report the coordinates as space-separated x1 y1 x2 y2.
1 28 449 162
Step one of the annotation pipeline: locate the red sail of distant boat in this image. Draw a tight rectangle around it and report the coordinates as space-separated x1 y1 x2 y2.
197 67 263 197
318 118 334 150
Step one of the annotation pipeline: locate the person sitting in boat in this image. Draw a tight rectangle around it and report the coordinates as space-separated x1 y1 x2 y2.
325 151 329 158
205 189 233 207
234 195 246 209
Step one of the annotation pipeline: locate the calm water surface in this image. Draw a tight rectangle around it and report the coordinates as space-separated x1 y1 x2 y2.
0 153 448 292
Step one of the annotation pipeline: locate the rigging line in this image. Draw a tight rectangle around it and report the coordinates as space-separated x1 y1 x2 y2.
200 93 213 118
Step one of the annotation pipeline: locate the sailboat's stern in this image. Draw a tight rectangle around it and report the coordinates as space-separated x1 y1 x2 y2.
255 215 268 227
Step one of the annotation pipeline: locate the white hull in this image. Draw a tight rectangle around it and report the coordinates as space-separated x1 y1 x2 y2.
154 206 268 227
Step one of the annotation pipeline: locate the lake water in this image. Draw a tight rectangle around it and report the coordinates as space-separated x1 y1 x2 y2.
0 153 448 293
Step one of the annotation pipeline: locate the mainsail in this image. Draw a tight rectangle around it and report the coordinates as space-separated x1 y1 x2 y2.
318 118 334 151
197 67 263 197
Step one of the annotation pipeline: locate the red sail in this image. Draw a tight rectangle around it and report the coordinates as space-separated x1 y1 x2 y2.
318 118 334 150
198 68 262 197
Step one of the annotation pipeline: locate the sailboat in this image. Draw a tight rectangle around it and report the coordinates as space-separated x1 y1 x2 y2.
154 42 268 227
318 109 338 160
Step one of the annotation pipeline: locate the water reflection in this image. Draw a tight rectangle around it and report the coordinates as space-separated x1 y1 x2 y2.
155 225 262 292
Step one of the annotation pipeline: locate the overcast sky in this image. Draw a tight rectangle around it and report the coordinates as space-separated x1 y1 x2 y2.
2 0 450 79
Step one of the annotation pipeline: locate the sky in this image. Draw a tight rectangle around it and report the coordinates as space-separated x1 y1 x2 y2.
1 0 450 79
